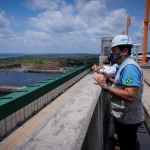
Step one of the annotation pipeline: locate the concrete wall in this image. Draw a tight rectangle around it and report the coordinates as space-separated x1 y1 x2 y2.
0 69 90 139
99 56 108 66
81 90 111 150
18 73 111 150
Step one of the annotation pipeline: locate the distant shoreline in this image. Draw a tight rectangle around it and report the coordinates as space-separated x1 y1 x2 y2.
0 67 67 73
0 66 28 72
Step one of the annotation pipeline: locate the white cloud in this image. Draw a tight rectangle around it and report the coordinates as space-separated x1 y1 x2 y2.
27 0 65 10
16 30 54 48
78 0 106 20
0 34 4 38
25 0 143 53
27 0 131 39
132 21 150 43
0 30 54 53
0 0 147 53
86 8 128 36
28 0 123 36
0 13 15 38
24 30 53 41
28 7 88 33
75 0 86 11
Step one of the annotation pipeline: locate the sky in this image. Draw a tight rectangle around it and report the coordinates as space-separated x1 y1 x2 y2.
0 0 149 54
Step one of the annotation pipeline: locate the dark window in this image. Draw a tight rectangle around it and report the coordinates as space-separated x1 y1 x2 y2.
104 47 111 56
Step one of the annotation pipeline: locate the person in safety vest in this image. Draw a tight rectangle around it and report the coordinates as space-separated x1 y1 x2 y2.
94 35 144 150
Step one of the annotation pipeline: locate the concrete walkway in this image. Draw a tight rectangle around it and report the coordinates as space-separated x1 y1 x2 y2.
142 80 150 132
141 65 150 123
139 65 150 150
137 122 150 150
140 64 150 86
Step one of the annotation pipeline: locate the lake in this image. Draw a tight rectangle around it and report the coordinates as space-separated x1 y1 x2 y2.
0 72 59 87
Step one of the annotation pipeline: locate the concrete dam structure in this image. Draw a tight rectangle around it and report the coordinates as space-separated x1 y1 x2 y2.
0 65 150 150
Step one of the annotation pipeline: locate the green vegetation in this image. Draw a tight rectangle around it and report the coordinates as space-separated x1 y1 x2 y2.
0 64 21 69
0 54 99 70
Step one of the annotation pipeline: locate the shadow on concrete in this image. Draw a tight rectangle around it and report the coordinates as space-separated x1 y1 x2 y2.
137 122 150 150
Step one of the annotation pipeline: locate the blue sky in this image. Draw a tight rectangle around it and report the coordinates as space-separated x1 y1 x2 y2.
0 0 149 53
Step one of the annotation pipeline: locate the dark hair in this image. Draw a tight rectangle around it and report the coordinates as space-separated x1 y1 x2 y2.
118 45 132 55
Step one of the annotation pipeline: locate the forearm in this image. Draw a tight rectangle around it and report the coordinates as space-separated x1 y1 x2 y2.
94 74 138 102
108 86 134 102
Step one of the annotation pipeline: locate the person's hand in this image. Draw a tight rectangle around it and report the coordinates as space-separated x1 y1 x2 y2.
100 72 109 81
92 64 104 72
93 75 107 88
92 64 99 71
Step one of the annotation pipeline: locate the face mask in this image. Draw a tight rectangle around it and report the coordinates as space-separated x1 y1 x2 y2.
109 53 122 65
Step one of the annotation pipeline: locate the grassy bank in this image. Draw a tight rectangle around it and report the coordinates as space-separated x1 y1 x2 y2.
0 54 99 70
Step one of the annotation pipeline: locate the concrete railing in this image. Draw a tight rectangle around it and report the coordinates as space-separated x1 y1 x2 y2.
20 73 149 150
20 73 111 150
81 86 111 150
0 65 90 139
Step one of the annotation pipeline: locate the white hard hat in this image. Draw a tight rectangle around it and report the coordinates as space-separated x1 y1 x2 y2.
111 35 133 48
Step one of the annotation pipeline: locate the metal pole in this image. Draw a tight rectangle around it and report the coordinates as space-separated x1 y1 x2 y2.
126 16 131 36
141 0 150 64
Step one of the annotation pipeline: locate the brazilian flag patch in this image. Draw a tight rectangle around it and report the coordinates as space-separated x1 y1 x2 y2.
126 78 133 84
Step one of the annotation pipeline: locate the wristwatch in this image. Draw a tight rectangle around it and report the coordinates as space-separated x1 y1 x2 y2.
103 84 110 92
